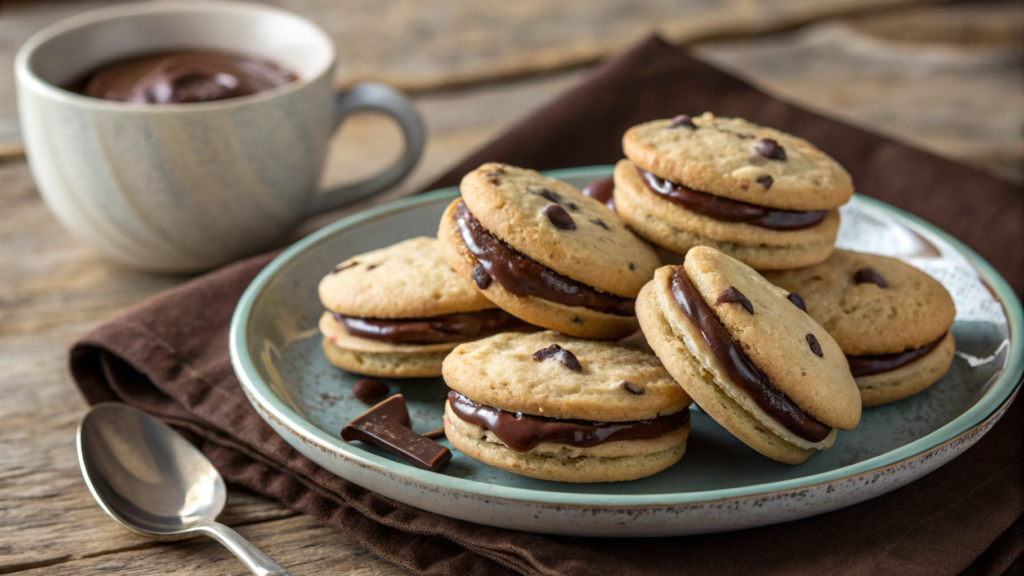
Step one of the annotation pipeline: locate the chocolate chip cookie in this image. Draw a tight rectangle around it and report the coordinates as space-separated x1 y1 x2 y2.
636 247 861 464
318 236 533 378
438 163 661 340
764 249 956 406
615 113 853 270
443 330 692 482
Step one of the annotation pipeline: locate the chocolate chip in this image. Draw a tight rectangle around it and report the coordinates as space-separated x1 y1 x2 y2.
667 114 697 129
571 317 583 324
542 203 576 230
485 167 505 177
365 264 378 271
715 286 753 314
620 380 644 395
806 334 823 357
736 132 754 139
855 267 888 288
529 188 562 204
589 218 609 230
532 344 583 372
629 262 635 271
353 379 389 402
472 263 492 289
757 175 773 190
787 292 807 311
567 201 579 212
754 138 786 161
331 261 358 274
739 179 750 190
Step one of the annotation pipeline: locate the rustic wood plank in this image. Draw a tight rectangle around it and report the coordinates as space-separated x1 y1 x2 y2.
695 2 1024 183
0 0 940 153
0 71 577 572
9 515 408 576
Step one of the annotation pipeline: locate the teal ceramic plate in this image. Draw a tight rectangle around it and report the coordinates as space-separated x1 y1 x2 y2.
230 166 1022 537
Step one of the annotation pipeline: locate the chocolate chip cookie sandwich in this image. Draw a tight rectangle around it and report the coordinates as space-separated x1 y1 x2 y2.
764 250 956 406
318 236 533 378
438 163 661 340
637 247 861 464
443 330 692 482
615 113 853 270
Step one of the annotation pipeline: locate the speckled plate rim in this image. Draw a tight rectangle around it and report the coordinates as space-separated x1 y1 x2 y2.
230 165 1024 508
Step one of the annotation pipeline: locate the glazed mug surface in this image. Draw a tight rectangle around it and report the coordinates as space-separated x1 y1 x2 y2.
15 1 425 273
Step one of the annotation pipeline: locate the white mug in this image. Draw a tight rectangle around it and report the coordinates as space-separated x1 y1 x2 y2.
15 1 425 273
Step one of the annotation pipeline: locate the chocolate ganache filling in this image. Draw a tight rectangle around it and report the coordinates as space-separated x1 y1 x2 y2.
334 310 531 345
669 267 832 442
846 333 947 377
453 201 635 316
637 167 828 231
448 391 689 452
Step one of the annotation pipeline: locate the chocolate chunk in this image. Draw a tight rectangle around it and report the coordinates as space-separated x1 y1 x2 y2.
331 261 358 274
529 188 562 204
756 175 773 190
532 344 583 372
667 114 697 129
542 204 576 230
806 334 823 357
715 286 753 314
353 378 389 402
855 267 888 288
619 380 644 395
471 263 492 289
567 201 579 212
341 395 451 472
754 138 786 161
787 292 807 312
589 218 609 230
423 426 446 440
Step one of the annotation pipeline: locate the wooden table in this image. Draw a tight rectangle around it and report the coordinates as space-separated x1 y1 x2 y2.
1 1 1021 574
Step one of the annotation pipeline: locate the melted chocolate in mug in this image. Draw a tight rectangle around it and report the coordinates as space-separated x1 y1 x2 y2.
452 201 635 316
637 168 828 231
669 267 832 442
447 391 689 452
70 51 296 104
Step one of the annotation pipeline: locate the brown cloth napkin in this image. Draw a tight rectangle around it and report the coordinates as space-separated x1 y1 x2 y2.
71 36 1023 576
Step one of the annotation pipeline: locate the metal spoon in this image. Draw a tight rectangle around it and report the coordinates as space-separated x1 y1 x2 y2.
77 403 292 575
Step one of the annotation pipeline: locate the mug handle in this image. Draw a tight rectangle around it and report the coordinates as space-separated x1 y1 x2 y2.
307 82 426 214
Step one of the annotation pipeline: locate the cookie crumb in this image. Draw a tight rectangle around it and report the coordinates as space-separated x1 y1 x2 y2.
739 179 750 190
353 379 389 402
532 344 583 372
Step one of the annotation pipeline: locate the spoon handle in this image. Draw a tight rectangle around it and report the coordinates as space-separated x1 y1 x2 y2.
195 522 293 576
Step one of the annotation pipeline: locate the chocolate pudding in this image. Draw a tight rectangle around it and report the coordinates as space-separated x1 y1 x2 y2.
70 51 297 104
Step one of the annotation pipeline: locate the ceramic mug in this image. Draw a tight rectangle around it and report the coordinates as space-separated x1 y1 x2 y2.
15 1 426 273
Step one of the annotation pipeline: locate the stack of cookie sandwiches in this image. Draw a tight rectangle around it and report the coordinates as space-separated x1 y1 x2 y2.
438 163 661 340
636 247 862 464
318 237 535 378
614 113 853 270
764 249 956 406
442 331 692 482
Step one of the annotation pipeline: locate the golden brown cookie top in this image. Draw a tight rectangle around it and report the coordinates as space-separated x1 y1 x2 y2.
763 249 956 355
459 163 661 297
442 330 691 421
623 113 853 211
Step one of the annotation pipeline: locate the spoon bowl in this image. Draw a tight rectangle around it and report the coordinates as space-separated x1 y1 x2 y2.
78 403 291 575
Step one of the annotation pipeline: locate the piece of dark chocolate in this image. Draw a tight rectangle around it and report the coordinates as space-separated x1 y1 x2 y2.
341 395 451 472
542 204 576 230
715 286 754 314
806 334 823 357
532 343 583 372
